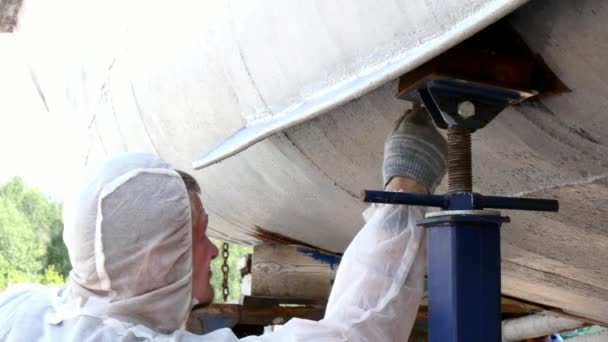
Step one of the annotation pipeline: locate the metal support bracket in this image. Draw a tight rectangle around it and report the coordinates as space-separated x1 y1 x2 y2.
363 70 559 341
410 77 535 131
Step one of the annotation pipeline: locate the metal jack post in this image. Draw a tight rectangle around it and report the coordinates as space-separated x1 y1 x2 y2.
361 76 559 342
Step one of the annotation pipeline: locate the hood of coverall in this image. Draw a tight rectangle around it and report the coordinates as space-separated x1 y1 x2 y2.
57 153 194 332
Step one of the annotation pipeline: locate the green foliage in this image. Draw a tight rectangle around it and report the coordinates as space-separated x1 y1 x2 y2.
41 265 65 286
210 238 253 303
45 229 71 278
0 177 69 289
0 197 45 285
0 178 62 243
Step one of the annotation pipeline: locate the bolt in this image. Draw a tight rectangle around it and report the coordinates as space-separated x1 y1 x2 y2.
458 101 475 119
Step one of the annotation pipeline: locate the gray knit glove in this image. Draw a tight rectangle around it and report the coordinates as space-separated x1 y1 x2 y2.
382 105 448 192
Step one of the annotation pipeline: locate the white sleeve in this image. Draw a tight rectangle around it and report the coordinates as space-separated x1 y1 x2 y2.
236 204 426 342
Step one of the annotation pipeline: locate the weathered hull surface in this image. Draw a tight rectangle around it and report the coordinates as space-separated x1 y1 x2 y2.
16 0 608 323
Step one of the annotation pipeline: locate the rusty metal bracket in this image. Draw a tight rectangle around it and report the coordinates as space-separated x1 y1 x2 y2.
397 22 568 132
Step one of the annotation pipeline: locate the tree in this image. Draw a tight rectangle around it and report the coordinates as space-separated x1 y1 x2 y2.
0 197 45 288
0 178 62 243
0 177 70 289
45 230 71 278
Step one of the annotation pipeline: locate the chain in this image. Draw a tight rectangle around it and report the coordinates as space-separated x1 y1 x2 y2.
221 242 230 302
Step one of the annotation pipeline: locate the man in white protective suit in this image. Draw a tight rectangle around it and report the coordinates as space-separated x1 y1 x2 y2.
0 105 447 341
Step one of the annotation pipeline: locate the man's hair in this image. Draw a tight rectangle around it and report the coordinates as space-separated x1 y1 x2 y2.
176 170 201 194
176 170 201 223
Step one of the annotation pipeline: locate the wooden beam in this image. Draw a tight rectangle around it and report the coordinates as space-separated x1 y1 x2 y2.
188 297 577 338
251 243 341 301
187 304 324 335
240 295 326 308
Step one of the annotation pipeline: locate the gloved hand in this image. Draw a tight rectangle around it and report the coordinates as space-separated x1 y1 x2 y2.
382 104 448 192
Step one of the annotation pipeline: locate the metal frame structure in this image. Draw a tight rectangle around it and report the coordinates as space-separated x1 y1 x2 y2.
363 75 559 341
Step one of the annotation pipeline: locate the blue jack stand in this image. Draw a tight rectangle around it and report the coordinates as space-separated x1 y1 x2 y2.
362 77 559 342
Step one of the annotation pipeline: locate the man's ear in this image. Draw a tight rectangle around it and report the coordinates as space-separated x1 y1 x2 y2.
138 244 178 292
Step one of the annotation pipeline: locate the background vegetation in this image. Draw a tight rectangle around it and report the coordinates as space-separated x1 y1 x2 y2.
0 177 67 288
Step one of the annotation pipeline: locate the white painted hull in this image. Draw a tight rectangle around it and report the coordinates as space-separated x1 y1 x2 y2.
15 0 608 323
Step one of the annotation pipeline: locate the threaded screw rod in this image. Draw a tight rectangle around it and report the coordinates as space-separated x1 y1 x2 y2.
447 127 473 193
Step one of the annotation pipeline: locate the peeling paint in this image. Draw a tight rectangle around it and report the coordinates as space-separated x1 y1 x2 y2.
0 0 22 32
296 247 341 267
253 226 341 255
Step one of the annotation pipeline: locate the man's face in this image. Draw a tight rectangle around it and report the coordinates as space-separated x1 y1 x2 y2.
190 194 218 305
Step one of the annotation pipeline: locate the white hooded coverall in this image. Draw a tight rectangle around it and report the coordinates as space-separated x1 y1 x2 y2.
0 154 426 341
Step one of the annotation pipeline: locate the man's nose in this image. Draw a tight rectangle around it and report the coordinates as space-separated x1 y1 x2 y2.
211 242 219 259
